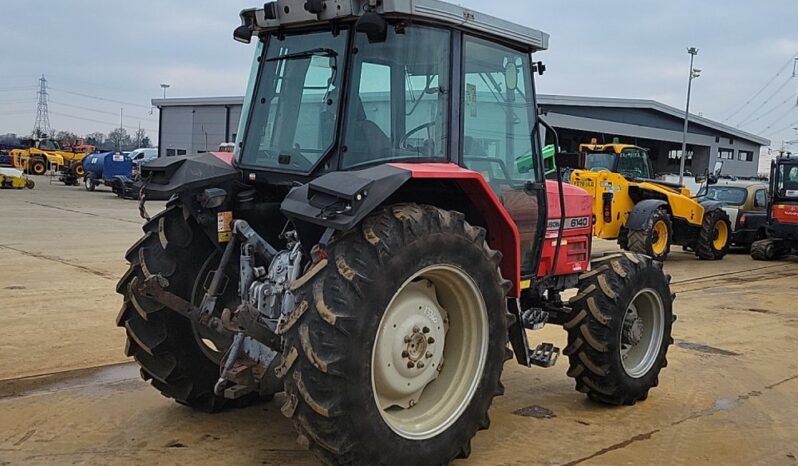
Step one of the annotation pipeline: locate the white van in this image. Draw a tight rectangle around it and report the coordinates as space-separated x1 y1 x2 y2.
128 148 159 166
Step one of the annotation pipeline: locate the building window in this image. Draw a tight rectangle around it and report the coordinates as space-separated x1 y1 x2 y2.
738 150 754 162
718 148 734 159
667 149 693 165
166 148 187 157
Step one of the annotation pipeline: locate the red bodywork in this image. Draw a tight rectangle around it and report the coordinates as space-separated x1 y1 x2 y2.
772 204 798 224
391 163 593 296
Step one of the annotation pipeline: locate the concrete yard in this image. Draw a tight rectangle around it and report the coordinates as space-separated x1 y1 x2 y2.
1 180 798 465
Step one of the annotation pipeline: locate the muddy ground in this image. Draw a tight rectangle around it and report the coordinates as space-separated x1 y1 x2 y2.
1 180 797 465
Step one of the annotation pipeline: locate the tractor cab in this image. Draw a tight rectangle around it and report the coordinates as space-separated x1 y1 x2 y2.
580 141 654 180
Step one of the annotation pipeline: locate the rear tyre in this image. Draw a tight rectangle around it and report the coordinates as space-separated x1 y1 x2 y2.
116 203 267 412
627 208 672 261
280 204 510 465
695 209 731 260
74 163 85 178
564 253 674 406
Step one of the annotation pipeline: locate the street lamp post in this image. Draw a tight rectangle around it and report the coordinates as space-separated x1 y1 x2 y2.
679 47 701 186
160 83 171 99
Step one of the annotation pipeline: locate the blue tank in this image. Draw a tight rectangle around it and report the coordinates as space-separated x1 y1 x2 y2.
83 152 132 181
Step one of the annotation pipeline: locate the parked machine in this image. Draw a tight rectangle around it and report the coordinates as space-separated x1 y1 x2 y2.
0 167 34 189
116 2 675 465
83 151 133 196
751 153 798 260
11 137 90 183
570 141 731 261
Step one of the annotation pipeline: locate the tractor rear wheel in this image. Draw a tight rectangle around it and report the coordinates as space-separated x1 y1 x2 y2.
279 204 509 465
694 209 731 260
627 207 672 261
116 202 268 412
74 163 85 178
565 253 674 405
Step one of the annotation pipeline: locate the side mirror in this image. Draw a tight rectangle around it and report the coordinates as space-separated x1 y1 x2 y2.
713 161 724 177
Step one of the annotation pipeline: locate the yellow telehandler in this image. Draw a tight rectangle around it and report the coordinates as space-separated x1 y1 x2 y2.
570 141 730 261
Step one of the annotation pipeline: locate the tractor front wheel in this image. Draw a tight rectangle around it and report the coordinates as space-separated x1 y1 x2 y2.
565 253 674 405
695 209 731 260
280 204 509 465
627 207 672 261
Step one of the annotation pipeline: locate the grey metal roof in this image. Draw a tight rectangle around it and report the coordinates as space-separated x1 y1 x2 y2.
153 93 771 147
152 96 245 107
538 94 770 146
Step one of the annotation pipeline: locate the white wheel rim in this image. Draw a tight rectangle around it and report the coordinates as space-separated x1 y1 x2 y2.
620 289 664 378
371 265 489 440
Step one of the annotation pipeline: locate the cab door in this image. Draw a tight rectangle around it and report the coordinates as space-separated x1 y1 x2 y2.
461 36 544 278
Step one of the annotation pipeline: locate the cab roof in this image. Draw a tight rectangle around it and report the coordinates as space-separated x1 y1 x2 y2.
237 0 549 52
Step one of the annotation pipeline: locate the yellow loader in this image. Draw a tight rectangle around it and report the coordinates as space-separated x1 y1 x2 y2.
570 142 730 261
11 138 88 178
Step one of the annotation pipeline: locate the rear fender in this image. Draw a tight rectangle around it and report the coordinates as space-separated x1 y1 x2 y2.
281 163 521 297
626 199 668 231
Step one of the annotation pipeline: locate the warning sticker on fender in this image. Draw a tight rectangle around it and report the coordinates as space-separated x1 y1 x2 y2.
217 211 233 243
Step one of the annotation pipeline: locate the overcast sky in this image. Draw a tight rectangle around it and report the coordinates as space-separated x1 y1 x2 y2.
2 0 797 155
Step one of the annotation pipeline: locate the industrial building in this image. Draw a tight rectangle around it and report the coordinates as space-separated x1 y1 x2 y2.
152 94 769 177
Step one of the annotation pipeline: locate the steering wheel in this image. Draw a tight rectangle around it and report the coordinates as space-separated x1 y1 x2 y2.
399 122 436 151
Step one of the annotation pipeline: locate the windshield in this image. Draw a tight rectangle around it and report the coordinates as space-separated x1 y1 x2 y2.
342 25 450 169
777 164 798 198
585 152 615 171
239 29 348 172
701 186 747 206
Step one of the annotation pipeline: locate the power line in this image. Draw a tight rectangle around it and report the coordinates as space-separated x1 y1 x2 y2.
49 100 156 122
0 86 37 92
746 95 795 129
757 103 798 134
723 53 798 123
49 110 157 133
764 118 798 137
49 87 152 109
736 77 794 127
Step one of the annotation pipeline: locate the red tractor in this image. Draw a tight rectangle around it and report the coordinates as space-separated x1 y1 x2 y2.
118 1 674 464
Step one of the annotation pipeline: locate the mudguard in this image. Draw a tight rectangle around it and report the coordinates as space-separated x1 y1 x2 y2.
140 153 238 197
281 162 522 296
280 164 412 231
626 199 668 231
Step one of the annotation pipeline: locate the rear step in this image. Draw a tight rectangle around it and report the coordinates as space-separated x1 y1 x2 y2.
528 343 560 368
